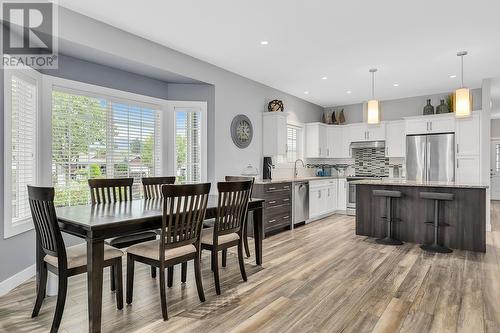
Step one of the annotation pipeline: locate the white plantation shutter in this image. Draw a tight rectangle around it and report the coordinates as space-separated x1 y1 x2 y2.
4 71 40 238
175 108 201 184
287 126 298 162
51 88 161 206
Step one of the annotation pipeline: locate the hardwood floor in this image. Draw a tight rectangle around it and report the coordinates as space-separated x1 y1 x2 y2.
1 204 500 333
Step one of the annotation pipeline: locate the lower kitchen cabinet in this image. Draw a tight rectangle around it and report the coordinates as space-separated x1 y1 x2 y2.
309 179 337 219
253 182 292 235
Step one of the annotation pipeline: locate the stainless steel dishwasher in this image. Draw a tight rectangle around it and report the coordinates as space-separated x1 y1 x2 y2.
293 181 309 226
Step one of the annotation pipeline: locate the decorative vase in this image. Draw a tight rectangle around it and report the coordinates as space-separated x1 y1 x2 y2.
436 99 449 114
331 111 337 124
423 99 434 115
338 109 346 124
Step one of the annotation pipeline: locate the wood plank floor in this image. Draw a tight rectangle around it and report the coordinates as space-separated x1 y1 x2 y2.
1 203 500 333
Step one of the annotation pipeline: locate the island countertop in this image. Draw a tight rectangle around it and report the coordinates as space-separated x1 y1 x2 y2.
349 178 488 189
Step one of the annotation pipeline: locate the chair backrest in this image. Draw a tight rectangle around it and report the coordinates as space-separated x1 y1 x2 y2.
142 176 176 199
215 180 252 239
225 176 254 198
88 178 133 204
160 183 211 259
28 186 67 266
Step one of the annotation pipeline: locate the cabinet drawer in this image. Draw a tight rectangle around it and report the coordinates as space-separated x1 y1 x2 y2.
265 197 291 208
263 183 291 193
265 203 291 220
266 213 291 231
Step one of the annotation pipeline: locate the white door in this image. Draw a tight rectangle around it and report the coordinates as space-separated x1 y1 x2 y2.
491 139 500 200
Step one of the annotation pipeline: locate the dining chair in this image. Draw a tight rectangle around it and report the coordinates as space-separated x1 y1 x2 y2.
88 178 158 290
201 180 252 295
224 176 254 259
28 185 124 333
142 176 176 199
126 183 211 320
142 176 177 279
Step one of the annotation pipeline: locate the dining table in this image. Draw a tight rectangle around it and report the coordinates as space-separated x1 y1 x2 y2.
44 196 264 333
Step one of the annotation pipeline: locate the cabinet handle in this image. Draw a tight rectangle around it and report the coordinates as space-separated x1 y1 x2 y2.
268 187 276 191
328 188 330 196
327 148 330 156
427 122 429 131
269 219 276 223
318 191 321 199
457 144 459 154
269 200 276 204
283 198 290 202
430 122 432 131
283 216 289 220
457 159 459 168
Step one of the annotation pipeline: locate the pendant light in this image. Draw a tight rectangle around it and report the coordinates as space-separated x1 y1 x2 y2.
367 68 380 124
454 51 471 118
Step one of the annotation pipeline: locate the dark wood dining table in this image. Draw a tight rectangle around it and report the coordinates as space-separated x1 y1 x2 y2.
47 196 264 333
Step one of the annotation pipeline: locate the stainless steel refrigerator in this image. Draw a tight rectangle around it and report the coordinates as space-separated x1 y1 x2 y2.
406 133 455 182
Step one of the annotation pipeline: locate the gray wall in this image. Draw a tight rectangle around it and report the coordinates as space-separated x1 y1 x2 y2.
0 9 323 283
326 88 483 124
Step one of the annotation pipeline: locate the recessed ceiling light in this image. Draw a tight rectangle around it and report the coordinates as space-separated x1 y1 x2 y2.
393 83 399 87
449 74 457 78
346 90 352 94
321 76 328 80
260 40 269 45
304 91 309 95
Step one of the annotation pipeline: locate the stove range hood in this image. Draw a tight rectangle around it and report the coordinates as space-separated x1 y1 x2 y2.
349 140 385 150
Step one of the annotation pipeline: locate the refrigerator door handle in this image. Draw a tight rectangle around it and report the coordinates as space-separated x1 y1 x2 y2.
426 141 431 182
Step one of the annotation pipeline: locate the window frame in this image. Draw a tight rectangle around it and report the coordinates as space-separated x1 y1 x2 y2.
3 67 42 238
3 72 208 238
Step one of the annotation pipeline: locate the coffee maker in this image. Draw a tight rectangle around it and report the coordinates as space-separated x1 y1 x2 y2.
262 156 273 180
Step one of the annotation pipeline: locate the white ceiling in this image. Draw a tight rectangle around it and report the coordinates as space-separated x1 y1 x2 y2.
59 0 500 107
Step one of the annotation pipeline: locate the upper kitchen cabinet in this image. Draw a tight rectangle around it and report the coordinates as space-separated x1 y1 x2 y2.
405 113 455 135
263 112 288 156
347 123 386 142
366 123 386 141
326 126 342 158
456 111 480 156
385 120 405 157
305 123 327 158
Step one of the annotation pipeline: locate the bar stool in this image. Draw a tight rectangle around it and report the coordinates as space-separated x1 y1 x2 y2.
373 190 403 246
419 192 454 253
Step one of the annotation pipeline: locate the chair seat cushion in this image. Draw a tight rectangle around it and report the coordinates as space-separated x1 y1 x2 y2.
44 244 123 269
108 231 158 248
127 240 196 261
201 227 240 246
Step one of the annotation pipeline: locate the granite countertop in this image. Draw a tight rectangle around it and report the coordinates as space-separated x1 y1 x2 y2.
253 176 346 185
350 179 488 189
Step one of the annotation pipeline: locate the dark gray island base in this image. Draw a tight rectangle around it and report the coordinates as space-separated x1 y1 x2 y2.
355 182 486 252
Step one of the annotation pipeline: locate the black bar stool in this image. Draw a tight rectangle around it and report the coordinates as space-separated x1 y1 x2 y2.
419 192 454 253
373 190 403 246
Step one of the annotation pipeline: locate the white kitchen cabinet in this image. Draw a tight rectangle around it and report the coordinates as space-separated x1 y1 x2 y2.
305 123 328 158
456 111 480 156
366 123 386 141
348 123 367 142
337 178 347 211
309 179 337 219
263 112 288 156
456 155 481 183
405 114 455 135
326 126 342 158
385 121 405 157
340 126 352 158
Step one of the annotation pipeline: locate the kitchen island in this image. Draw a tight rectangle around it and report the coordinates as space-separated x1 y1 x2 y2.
352 179 488 252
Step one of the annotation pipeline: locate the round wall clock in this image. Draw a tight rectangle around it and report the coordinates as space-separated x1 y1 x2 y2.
231 114 253 149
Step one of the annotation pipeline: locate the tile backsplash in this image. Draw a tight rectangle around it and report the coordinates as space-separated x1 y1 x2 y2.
353 147 388 176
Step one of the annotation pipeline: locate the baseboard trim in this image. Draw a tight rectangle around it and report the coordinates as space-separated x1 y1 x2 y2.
0 264 36 297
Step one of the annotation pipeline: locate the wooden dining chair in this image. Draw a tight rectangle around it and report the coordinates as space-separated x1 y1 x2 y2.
224 176 254 259
201 180 252 295
28 185 124 333
142 176 178 280
142 176 176 199
126 183 211 320
88 178 158 289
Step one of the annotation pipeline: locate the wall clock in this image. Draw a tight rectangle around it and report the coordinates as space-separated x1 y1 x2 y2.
231 114 253 149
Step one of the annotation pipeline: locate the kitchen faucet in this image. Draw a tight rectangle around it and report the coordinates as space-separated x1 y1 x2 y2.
294 159 305 178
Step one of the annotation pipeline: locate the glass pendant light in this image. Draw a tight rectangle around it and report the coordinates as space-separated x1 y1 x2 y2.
455 51 471 118
367 68 380 124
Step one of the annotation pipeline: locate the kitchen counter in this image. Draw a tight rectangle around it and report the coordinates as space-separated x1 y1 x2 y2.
253 176 346 185
349 178 488 189
355 182 486 252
